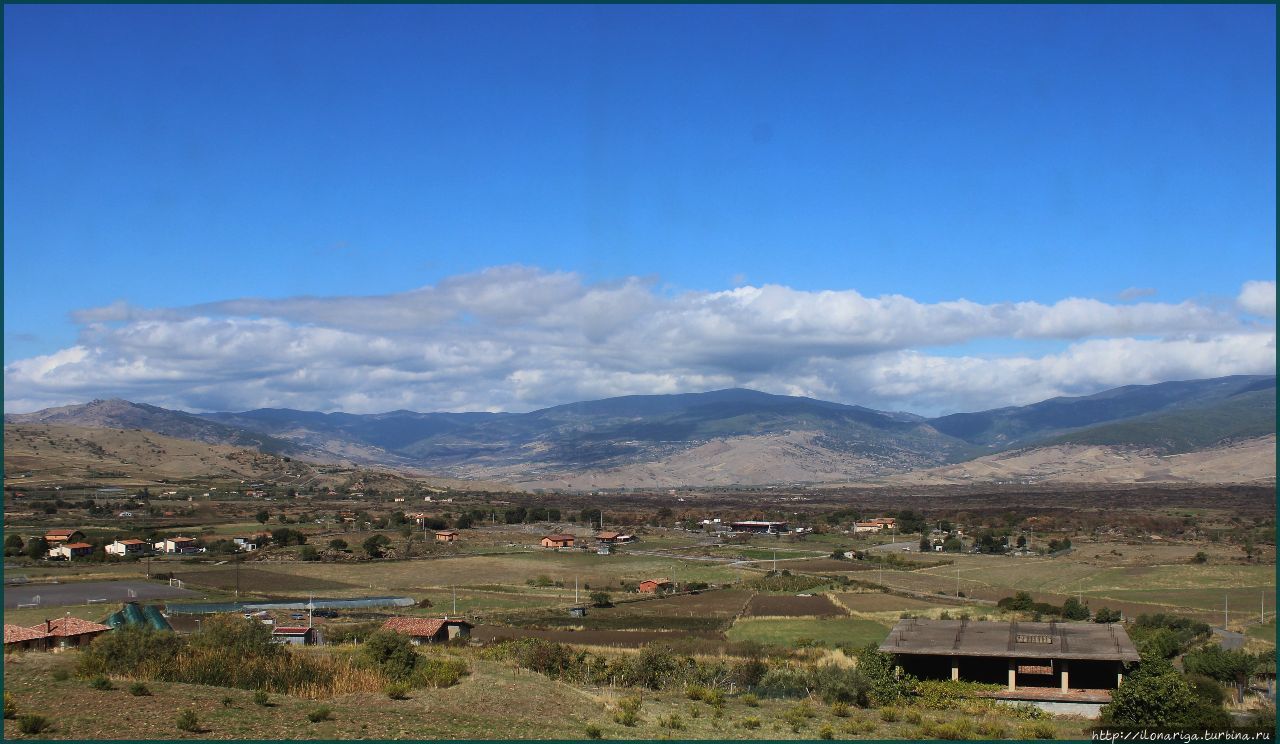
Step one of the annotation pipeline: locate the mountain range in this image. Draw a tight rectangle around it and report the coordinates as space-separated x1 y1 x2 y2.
5 375 1274 487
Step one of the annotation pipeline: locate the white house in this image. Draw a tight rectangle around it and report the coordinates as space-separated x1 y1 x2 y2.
48 542 94 559
154 536 199 554
232 537 259 552
105 539 149 556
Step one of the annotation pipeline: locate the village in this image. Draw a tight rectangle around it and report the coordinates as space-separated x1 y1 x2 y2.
2 480 1275 739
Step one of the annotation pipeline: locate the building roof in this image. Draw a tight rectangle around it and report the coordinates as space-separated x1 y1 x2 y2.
640 577 672 585
730 521 787 526
4 624 48 644
62 542 94 550
167 536 196 542
435 530 458 536
116 539 147 545
272 626 314 635
543 534 575 541
597 531 622 539
31 617 112 637
879 619 1141 662
45 529 80 537
381 617 473 637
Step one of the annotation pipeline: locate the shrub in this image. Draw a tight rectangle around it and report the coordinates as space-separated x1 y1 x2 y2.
3 692 15 719
818 723 835 739
306 706 333 723
1185 673 1226 706
854 644 913 705
220 696 233 707
89 676 114 690
704 689 725 709
128 682 152 696
740 693 759 707
811 662 871 705
253 690 270 706
922 718 974 740
783 702 815 732
975 718 1007 738
51 669 69 682
175 709 200 733
1022 721 1056 739
17 714 51 735
584 723 604 739
410 656 468 688
741 716 761 730
613 696 642 727
361 630 420 681
385 682 411 700
830 701 849 717
880 707 900 722
685 684 708 701
658 713 685 730
903 709 923 724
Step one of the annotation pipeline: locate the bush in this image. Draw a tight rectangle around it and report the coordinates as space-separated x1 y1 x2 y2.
740 693 759 707
51 669 69 681
830 701 849 717
658 713 685 730
307 706 333 723
854 644 913 705
128 682 152 697
756 666 810 698
1021 721 1056 739
175 709 200 733
810 662 871 705
880 707 900 722
584 723 604 739
741 716 761 730
3 692 15 719
17 714 51 735
704 689 725 709
903 709 923 724
686 684 708 701
818 723 835 739
89 676 114 690
253 690 270 706
975 718 1007 738
361 630 420 681
613 696 642 726
1185 673 1226 706
220 696 233 708
410 656 468 688
385 682 411 700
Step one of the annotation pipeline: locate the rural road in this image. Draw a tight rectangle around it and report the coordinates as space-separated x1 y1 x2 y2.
1213 627 1246 650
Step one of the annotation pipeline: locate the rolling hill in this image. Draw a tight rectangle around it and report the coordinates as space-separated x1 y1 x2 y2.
4 375 1274 486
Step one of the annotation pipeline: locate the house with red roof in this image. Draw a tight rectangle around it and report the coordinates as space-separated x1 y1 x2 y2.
638 578 674 594
48 542 94 560
381 617 473 645
105 538 150 556
44 529 85 544
540 534 575 549
31 617 111 650
4 624 49 652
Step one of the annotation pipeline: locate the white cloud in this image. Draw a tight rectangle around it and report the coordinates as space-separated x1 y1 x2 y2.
5 267 1276 415
1118 287 1157 301
1238 280 1276 318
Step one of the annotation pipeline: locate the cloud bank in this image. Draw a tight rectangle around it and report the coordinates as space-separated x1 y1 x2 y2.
6 266 1276 415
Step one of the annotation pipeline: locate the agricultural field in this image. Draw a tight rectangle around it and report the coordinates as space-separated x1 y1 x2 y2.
743 594 847 617
725 617 890 649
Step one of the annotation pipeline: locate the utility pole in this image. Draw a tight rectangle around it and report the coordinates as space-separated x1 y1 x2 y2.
773 549 777 572
575 576 579 605
452 586 457 616
235 556 241 599
1224 594 1229 630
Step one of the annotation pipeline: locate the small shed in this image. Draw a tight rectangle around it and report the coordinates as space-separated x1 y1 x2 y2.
569 606 588 618
271 626 319 645
435 530 459 543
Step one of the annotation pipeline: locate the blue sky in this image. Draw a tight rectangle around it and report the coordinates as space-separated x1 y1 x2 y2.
3 5 1275 414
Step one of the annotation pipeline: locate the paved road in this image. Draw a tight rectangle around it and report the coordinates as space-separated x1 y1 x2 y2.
1213 627 1246 650
4 580 198 609
867 540 920 553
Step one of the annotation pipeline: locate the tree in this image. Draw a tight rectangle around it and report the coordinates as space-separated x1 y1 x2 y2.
1094 607 1123 624
1101 663 1196 727
589 591 612 608
24 537 47 560
1183 646 1258 700
1192 551 1208 564
4 534 24 557
255 510 269 525
329 538 348 551
831 548 848 560
363 534 391 558
1061 596 1091 621
455 514 474 530
918 536 931 552
298 546 319 561
1015 535 1027 549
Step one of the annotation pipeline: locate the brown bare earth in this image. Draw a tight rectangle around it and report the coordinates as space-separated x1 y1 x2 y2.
887 435 1277 486
471 625 725 646
744 594 847 617
169 567 362 594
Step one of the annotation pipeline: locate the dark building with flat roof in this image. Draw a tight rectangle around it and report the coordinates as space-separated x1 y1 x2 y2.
879 618 1140 693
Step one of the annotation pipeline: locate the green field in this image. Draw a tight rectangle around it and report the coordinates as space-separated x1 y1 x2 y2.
725 616 890 649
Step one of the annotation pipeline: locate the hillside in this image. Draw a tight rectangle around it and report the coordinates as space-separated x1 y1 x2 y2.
5 375 1274 487
2 424 505 492
889 435 1276 486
